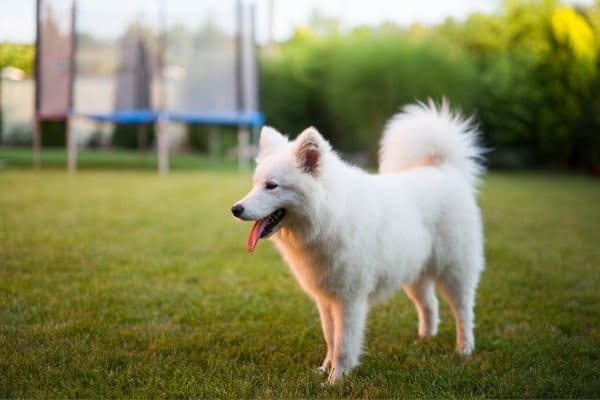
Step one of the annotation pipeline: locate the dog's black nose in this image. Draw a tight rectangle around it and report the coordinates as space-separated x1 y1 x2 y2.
231 204 244 217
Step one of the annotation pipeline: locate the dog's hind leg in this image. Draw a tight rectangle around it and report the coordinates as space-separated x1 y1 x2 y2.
327 298 369 384
435 270 478 355
315 299 334 374
404 276 439 338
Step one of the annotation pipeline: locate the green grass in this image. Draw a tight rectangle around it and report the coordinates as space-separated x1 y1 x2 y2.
0 169 599 398
0 147 237 171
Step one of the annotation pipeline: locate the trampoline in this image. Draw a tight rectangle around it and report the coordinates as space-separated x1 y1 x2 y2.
35 0 264 173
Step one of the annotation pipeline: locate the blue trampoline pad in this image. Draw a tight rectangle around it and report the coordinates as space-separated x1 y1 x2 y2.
72 110 265 127
165 111 265 126
74 110 158 124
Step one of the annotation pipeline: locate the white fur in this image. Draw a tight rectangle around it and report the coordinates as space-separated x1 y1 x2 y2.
233 101 485 384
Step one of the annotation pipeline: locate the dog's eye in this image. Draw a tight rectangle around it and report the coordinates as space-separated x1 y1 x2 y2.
265 181 279 190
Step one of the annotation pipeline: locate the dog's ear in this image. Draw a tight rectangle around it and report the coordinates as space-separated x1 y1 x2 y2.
294 127 330 176
258 126 288 159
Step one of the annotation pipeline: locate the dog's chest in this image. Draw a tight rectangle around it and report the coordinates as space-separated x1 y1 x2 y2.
273 237 344 299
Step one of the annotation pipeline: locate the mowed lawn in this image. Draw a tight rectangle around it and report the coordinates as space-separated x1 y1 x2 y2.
0 169 598 398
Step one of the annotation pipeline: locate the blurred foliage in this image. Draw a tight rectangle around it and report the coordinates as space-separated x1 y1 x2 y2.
111 123 155 150
260 0 600 170
187 124 237 155
41 120 66 147
0 43 34 74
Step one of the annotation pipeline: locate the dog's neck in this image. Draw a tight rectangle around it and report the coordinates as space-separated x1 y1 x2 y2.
274 201 338 251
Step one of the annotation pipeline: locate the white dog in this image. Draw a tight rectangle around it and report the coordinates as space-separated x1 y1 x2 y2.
232 100 485 384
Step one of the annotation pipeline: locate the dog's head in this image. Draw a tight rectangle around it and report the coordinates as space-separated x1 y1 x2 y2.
231 125 331 252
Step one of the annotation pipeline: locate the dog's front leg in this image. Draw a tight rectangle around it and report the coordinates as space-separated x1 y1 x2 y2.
327 298 369 384
315 299 334 374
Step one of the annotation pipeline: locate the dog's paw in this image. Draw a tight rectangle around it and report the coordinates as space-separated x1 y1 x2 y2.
315 358 331 375
326 367 348 385
456 343 475 356
314 365 328 375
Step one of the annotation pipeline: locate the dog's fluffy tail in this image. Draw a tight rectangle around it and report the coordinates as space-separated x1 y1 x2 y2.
379 99 484 187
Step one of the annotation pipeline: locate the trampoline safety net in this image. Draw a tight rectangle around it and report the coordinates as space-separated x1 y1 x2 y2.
36 0 74 120
63 0 262 125
73 0 161 121
35 0 263 173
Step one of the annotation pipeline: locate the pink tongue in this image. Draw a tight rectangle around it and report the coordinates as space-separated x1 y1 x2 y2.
247 219 267 252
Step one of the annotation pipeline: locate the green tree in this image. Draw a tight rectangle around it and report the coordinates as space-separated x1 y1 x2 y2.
0 43 34 74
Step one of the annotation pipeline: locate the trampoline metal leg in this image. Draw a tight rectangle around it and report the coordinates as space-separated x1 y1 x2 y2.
157 119 169 175
67 117 76 174
238 126 249 172
33 117 41 169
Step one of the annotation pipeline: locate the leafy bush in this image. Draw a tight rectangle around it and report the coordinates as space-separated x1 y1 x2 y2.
259 1 600 171
41 120 66 147
260 36 327 141
322 33 478 154
261 31 478 157
111 124 155 149
187 124 237 155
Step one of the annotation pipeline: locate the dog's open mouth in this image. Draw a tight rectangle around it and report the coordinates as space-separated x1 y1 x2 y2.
247 208 286 252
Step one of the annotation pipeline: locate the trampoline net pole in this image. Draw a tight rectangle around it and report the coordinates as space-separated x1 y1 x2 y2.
157 0 167 174
157 118 169 175
34 0 41 169
36 0 75 171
